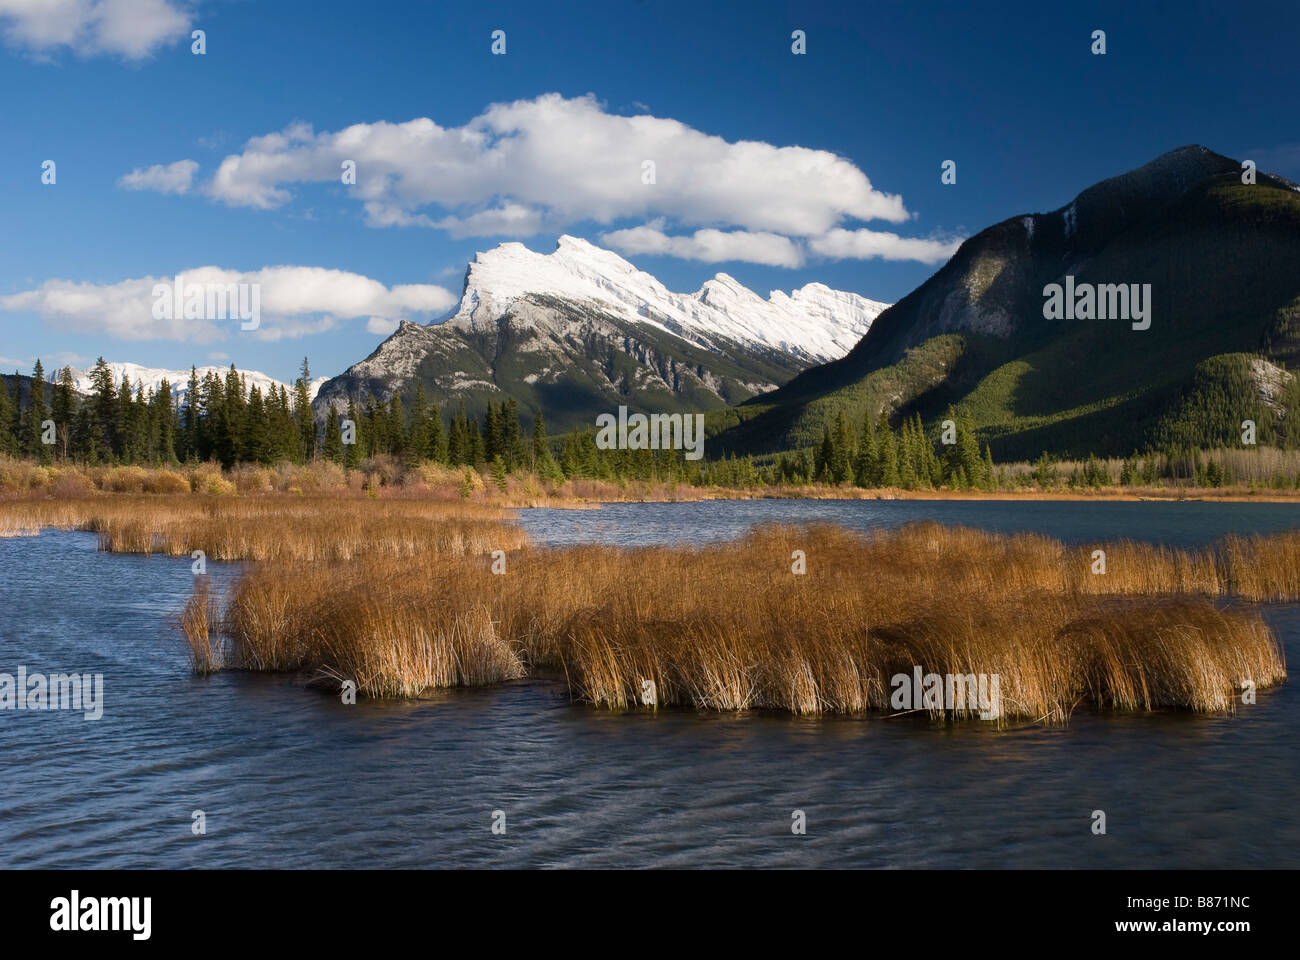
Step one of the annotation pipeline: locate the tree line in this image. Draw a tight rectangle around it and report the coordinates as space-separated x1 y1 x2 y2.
4 356 1292 491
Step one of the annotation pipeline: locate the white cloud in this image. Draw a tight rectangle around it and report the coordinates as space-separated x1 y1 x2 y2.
125 93 964 266
0 0 191 60
198 94 910 240
601 223 805 268
809 228 963 265
118 158 198 194
0 266 457 343
366 316 399 336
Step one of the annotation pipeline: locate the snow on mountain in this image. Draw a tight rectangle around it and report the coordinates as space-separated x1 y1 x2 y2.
68 362 327 403
445 235 888 362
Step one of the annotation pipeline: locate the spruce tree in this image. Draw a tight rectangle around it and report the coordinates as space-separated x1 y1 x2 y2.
23 360 52 464
50 367 75 460
831 409 854 484
0 374 16 457
293 357 315 462
878 414 899 487
323 404 344 464
344 397 362 468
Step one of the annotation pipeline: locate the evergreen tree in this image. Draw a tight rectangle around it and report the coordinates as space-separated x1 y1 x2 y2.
504 397 523 469
878 414 899 487
323 404 344 463
0 375 16 457
181 367 200 461
51 366 75 461
344 397 362 468
815 424 834 481
294 357 315 461
830 409 854 484
22 360 52 464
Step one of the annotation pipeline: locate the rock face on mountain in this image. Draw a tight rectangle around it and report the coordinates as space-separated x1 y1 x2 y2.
711 146 1300 460
314 236 888 431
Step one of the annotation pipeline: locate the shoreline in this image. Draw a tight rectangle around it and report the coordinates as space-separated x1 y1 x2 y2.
515 488 1300 509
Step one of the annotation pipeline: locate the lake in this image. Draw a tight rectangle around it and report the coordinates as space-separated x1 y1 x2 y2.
2 498 1297 868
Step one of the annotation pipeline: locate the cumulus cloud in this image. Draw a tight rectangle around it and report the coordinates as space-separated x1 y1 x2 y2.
0 0 191 60
118 158 198 194
809 228 964 265
195 93 908 237
127 93 963 266
0 266 457 343
601 223 805 268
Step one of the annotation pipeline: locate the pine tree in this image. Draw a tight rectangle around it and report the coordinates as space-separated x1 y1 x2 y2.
854 410 878 487
344 398 362 468
483 403 503 464
878 414 899 487
815 424 834 481
427 404 446 463
180 368 200 461
527 408 548 468
323 404 344 463
0 374 16 457
448 402 469 466
50 366 75 461
387 392 408 459
294 357 315 462
468 415 485 465
23 360 52 464
504 397 523 469
408 384 430 462
84 361 115 462
830 409 854 484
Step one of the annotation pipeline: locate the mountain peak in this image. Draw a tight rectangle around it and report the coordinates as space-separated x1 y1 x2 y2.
444 236 888 363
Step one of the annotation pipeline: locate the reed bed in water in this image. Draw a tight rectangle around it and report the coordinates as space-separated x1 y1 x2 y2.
179 575 224 675
0 496 525 562
210 522 1287 719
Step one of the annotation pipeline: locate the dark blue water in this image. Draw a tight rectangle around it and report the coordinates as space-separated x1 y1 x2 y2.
520 497 1300 549
2 500 1298 868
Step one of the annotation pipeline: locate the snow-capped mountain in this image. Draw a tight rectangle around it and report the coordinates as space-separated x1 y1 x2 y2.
446 235 886 363
314 236 888 432
68 362 326 403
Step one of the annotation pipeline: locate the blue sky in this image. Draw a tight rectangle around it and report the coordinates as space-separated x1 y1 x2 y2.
2 0 1298 384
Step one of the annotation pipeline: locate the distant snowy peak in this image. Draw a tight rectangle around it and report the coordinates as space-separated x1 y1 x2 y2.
444 235 889 362
68 362 326 403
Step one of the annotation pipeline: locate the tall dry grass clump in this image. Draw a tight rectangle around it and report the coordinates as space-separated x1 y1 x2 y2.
2 486 1291 717
0 495 525 563
180 576 224 675
501 526 1284 719
210 521 1287 719
1219 531 1300 601
224 558 525 695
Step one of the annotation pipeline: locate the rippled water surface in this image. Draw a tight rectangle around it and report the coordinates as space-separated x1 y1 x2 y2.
2 498 1298 868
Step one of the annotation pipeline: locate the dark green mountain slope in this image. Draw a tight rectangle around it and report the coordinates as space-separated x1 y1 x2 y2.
710 146 1300 460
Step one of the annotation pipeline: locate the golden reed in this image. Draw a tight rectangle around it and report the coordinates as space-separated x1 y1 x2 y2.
1 495 1289 720
211 522 1286 720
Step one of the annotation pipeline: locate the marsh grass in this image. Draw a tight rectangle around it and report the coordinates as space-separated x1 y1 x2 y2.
180 576 224 675
214 521 1286 719
0 496 526 562
2 494 1291 718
